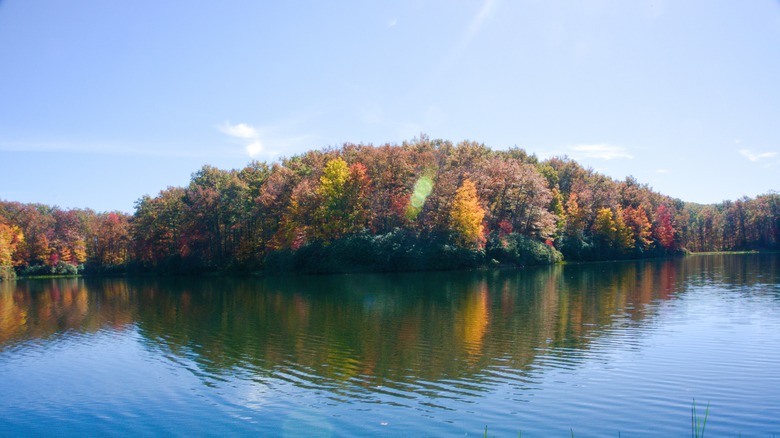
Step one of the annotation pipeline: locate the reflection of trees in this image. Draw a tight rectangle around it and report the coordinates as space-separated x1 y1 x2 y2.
679 253 780 292
2 254 778 399
0 279 135 348
130 261 691 394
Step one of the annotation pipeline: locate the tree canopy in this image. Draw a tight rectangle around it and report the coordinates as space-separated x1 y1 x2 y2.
1 137 778 276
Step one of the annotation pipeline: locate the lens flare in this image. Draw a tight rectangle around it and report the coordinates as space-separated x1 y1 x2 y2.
406 175 434 219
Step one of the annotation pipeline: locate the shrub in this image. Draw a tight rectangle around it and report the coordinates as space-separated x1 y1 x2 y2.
487 233 563 266
19 262 80 277
263 229 487 274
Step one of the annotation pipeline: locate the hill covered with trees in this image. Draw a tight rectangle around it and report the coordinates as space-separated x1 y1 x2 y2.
2 137 779 279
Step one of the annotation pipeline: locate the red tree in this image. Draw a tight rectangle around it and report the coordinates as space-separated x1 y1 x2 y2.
654 205 676 250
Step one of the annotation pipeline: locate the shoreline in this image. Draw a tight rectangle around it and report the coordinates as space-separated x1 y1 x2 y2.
9 250 779 281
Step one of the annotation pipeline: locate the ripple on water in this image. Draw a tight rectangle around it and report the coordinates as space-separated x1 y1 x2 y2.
2 256 780 436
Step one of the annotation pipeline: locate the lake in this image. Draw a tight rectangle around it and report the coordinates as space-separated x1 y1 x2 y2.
1 254 779 436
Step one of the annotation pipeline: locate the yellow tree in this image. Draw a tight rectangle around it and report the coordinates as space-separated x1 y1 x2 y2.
315 157 371 241
592 207 617 244
315 157 351 240
624 205 653 249
0 222 24 267
319 157 350 204
0 221 24 280
565 192 585 237
593 207 633 252
614 207 635 250
550 187 566 237
449 179 486 249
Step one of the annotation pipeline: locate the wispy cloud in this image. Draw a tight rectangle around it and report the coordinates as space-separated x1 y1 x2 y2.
218 119 324 160
387 18 397 28
219 122 258 139
219 122 264 158
464 0 497 43
432 0 499 78
738 148 777 162
568 144 633 160
0 140 217 158
656 169 671 174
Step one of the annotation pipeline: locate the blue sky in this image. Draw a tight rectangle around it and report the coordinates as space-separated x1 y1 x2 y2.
1 0 778 213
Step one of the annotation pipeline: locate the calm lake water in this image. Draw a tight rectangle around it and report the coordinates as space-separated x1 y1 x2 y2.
1 254 779 437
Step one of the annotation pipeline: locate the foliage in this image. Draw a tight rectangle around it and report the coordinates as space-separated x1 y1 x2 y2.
654 204 677 250
449 179 486 249
264 230 484 274
313 158 372 240
0 220 24 268
623 205 653 250
487 233 562 266
1 138 778 274
20 262 80 277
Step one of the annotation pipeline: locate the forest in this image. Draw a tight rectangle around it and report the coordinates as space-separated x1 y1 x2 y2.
2 137 779 279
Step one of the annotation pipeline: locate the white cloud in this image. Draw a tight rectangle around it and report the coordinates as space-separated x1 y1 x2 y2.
219 121 265 158
246 141 263 158
656 169 670 174
569 144 633 160
219 122 257 139
217 119 323 159
739 149 777 162
387 18 397 28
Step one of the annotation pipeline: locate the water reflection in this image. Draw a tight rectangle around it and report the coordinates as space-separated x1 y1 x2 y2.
0 278 136 349
1 254 778 403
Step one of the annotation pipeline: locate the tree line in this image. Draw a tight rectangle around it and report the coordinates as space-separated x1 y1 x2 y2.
1 137 779 278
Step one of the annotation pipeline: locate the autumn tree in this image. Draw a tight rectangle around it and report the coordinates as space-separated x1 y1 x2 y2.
271 178 318 250
343 162 372 233
449 179 486 249
51 210 87 265
256 164 299 250
355 143 415 232
315 157 350 240
474 158 556 239
9 138 776 273
311 157 374 241
592 208 617 249
654 204 677 250
90 212 130 267
564 192 585 237
0 220 24 270
3 203 54 266
623 205 653 250
614 207 635 251
132 187 186 268
591 207 633 255
549 187 566 238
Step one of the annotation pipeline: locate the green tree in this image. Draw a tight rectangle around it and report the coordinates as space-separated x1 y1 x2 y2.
313 157 372 241
613 207 635 251
316 157 353 240
550 187 566 237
